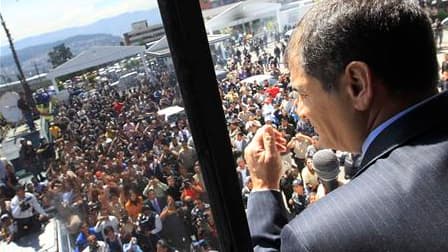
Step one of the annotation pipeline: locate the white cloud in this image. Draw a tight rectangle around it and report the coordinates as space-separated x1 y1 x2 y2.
0 0 158 44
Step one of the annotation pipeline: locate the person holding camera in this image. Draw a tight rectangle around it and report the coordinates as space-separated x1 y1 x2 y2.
122 237 143 252
135 204 162 251
83 234 108 252
75 222 102 252
10 185 49 237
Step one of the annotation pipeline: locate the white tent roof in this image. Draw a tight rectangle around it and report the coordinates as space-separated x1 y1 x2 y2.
147 34 231 57
47 46 145 80
202 2 242 21
205 1 281 31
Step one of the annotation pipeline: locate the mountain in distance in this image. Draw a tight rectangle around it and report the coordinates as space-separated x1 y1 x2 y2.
0 8 162 83
0 34 122 82
0 8 161 55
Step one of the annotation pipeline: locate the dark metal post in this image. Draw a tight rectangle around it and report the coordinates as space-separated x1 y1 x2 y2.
157 0 252 251
0 13 35 108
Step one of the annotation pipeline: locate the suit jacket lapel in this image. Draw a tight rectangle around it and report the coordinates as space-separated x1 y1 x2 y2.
355 91 448 178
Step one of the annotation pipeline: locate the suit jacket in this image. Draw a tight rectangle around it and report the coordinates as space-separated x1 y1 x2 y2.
247 91 448 251
144 197 167 215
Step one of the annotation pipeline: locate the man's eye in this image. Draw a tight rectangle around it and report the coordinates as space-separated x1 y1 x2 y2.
299 93 308 99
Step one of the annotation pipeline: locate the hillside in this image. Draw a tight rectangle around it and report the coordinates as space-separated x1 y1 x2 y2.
0 8 162 83
0 8 161 53
0 34 121 83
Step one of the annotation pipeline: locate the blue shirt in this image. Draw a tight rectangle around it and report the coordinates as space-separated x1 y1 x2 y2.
361 93 440 155
74 227 102 252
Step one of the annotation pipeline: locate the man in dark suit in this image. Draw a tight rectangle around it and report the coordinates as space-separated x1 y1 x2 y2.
245 0 448 251
144 189 167 215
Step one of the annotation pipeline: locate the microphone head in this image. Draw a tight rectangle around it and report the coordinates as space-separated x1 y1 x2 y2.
312 149 339 181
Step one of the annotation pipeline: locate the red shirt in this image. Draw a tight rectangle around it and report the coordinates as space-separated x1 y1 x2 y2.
113 102 124 113
266 86 280 98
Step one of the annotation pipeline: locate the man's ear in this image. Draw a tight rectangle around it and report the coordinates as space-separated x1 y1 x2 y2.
343 61 374 111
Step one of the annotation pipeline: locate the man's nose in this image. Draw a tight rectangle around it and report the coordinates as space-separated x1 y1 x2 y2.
295 98 307 120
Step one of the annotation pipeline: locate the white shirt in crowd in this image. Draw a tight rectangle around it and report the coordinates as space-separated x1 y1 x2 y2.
151 214 162 234
94 215 119 239
10 192 47 219
82 240 108 252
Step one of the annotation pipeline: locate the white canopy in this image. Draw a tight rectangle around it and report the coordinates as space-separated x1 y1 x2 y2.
46 46 145 80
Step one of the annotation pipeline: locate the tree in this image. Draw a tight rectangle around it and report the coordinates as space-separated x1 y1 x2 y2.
48 43 73 68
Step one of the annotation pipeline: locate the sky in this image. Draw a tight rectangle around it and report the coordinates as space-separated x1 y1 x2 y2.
0 0 158 43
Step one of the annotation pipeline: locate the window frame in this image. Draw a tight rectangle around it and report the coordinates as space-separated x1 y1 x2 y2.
157 0 253 251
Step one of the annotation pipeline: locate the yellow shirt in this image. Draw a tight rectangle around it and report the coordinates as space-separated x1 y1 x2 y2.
49 126 61 139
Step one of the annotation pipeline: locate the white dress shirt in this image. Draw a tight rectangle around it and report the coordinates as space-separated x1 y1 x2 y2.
10 192 47 219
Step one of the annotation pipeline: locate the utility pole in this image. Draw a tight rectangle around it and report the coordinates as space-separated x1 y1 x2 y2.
0 12 35 108
34 62 43 83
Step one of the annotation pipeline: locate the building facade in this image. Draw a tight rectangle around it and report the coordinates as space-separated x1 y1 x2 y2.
122 20 165 47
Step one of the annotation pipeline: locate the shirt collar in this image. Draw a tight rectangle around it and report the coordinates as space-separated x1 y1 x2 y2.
361 93 439 155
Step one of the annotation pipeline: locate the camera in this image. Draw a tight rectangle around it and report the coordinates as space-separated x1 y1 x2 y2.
137 214 155 233
88 202 101 212
19 198 32 211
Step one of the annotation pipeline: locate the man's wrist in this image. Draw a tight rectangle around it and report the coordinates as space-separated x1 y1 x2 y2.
251 177 280 191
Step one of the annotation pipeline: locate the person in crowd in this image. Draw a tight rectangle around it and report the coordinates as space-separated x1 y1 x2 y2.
0 158 18 198
17 92 36 132
94 208 119 239
122 237 143 252
288 179 307 216
144 189 166 215
135 204 162 251
279 168 298 202
178 141 197 171
104 225 123 252
305 135 319 159
441 53 448 74
75 222 102 252
10 185 48 238
156 239 174 252
143 178 168 199
165 176 181 202
180 177 203 203
0 214 16 243
83 234 108 252
159 195 191 250
245 0 448 251
301 158 319 194
433 18 444 48
241 176 252 209
236 158 250 191
287 132 312 171
192 161 205 190
232 132 248 158
125 189 143 221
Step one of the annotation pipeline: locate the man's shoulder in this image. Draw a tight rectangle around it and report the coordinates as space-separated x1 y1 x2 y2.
10 195 19 203
282 137 448 251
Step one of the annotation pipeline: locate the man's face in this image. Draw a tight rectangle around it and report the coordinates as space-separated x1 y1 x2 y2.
306 159 314 171
194 199 203 209
293 184 304 194
167 177 175 187
291 65 354 151
17 189 25 199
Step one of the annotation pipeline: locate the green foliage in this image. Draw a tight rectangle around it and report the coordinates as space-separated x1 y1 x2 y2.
48 43 74 68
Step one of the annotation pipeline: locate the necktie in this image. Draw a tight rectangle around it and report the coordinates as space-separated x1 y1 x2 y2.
153 199 161 213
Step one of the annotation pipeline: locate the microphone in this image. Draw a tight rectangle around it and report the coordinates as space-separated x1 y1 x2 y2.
312 149 340 193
